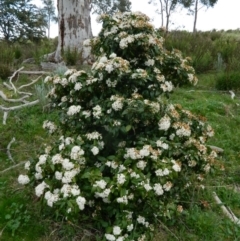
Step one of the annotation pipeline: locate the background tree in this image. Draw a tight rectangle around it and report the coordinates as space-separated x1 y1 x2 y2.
41 0 58 38
54 0 131 63
180 0 218 32
0 0 46 42
149 0 179 32
91 0 131 15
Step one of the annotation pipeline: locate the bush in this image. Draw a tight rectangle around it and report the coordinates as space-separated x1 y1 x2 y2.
0 63 12 80
18 12 217 240
215 71 240 91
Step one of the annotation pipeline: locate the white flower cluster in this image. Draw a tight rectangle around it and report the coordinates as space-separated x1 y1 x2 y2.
158 115 171 131
43 120 57 134
67 105 81 116
119 35 135 49
18 174 30 185
92 105 102 119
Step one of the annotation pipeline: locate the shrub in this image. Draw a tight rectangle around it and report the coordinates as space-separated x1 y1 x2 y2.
0 63 12 80
215 71 240 91
18 12 217 240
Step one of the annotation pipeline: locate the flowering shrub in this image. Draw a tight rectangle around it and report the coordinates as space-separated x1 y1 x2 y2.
18 12 217 240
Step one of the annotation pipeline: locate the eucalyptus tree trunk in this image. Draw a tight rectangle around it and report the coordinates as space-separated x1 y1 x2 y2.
54 0 93 63
193 0 198 33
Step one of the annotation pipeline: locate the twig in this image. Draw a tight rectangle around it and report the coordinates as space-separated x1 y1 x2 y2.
0 162 25 174
8 67 24 94
19 70 51 75
157 219 180 240
3 82 13 90
0 100 39 124
7 137 16 163
212 192 240 225
0 90 29 103
3 111 8 125
0 99 39 111
18 76 42 90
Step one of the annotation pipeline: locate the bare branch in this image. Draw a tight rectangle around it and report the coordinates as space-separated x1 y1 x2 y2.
9 67 25 94
0 162 25 174
213 192 240 225
18 76 42 90
7 137 16 163
3 111 8 125
0 90 29 103
0 99 39 111
19 70 51 75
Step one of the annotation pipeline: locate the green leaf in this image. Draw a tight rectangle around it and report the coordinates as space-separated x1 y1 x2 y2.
125 125 132 132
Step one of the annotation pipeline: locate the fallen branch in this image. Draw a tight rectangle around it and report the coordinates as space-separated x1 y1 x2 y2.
0 162 25 174
212 192 240 225
0 99 39 111
9 67 24 93
7 137 16 163
19 70 51 75
0 90 29 103
18 76 42 90
0 100 39 124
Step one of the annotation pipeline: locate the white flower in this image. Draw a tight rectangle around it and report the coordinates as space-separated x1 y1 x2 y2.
71 146 84 160
35 172 43 180
172 160 181 172
82 110 91 118
18 175 30 185
113 226 122 235
144 183 152 191
116 195 128 204
39 154 48 164
153 183 164 195
127 224 134 231
44 191 59 207
24 161 30 170
92 105 102 119
112 100 123 111
116 237 124 241
35 181 49 197
110 53 117 58
67 105 81 116
74 82 82 90
55 171 63 180
145 59 155 66
105 234 116 241
163 181 173 191
94 180 107 189
62 158 74 170
105 64 114 73
137 215 145 224
136 160 147 170
91 146 99 155
117 174 126 184
43 120 57 134
158 115 171 131
52 153 63 164
85 132 102 140
76 196 86 210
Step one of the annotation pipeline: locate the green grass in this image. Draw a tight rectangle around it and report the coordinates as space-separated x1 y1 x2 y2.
1 71 240 240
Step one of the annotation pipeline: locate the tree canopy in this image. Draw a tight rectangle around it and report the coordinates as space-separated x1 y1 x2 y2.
91 0 132 15
0 0 47 42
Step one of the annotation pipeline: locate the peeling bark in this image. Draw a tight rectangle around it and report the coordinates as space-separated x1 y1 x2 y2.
55 0 92 63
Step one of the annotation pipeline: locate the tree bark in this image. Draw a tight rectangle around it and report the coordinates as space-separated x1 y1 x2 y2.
193 0 198 33
55 0 93 63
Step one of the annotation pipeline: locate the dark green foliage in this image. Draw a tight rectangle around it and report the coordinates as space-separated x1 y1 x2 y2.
92 0 131 15
0 0 46 42
215 71 240 91
0 63 11 80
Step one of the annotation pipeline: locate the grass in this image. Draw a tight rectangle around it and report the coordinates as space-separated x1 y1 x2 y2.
1 70 240 240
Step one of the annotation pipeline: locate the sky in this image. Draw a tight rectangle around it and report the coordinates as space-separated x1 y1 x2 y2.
39 0 240 38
